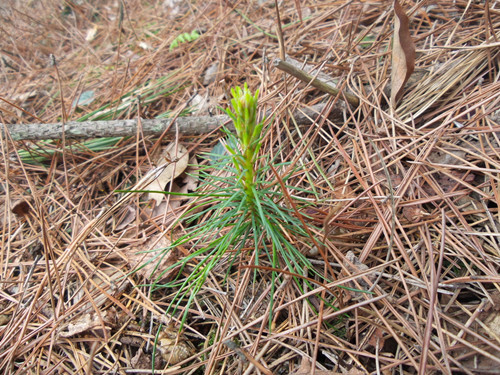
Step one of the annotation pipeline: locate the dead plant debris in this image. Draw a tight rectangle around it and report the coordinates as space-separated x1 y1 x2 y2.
1 0 500 374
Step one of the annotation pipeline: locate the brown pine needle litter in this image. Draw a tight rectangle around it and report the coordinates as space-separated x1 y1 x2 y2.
2 1 500 374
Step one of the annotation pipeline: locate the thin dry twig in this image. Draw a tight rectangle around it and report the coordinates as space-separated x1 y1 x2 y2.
1 103 342 141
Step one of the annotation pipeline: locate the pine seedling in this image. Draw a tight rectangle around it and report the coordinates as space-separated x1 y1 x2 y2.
147 83 328 329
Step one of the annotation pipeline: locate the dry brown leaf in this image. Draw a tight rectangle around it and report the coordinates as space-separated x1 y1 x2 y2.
151 157 200 220
402 205 426 222
58 313 98 337
291 357 363 375
342 251 375 300
157 323 196 365
0 315 10 326
485 312 500 338
125 233 180 282
390 0 415 107
58 267 130 316
373 169 403 191
145 143 189 206
482 290 500 338
58 308 116 338
85 26 98 42
130 348 148 368
366 326 387 350
203 62 219 85
11 200 31 217
114 205 137 232
87 267 130 310
458 292 500 372
290 357 312 375
428 148 466 165
423 170 475 195
178 156 199 194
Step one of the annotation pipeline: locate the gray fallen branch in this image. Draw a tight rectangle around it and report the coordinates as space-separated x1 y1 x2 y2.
1 103 345 141
273 57 360 107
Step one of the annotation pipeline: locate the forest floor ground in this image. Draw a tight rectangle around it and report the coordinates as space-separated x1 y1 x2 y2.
1 1 500 374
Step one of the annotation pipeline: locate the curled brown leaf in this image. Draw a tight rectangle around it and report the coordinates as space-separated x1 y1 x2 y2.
390 0 416 107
